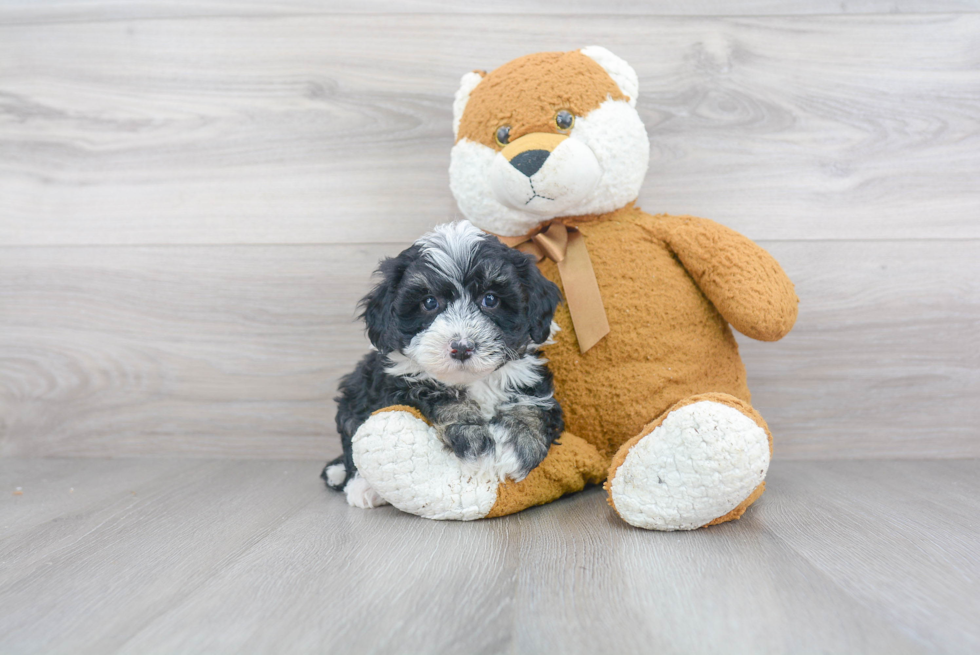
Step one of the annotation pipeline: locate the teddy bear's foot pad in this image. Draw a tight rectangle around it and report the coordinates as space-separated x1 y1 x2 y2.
351 410 498 520
609 401 770 531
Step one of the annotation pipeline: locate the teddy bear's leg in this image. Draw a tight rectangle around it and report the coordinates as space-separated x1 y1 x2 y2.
605 393 772 531
485 431 608 517
351 405 609 520
351 406 499 520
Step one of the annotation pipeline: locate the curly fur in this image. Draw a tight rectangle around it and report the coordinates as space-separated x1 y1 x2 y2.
321 221 564 497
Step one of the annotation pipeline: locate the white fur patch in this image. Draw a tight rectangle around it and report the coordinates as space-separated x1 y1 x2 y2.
610 401 770 531
581 46 639 107
488 137 601 216
386 351 544 410
453 71 484 139
351 410 498 520
487 423 524 481
465 355 545 419
345 472 390 509
381 349 424 377
449 98 649 236
539 320 560 347
416 219 484 287
324 463 347 487
402 300 497 384
564 99 650 217
450 139 546 237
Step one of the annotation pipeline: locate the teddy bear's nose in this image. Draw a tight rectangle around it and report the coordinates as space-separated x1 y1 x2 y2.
509 149 550 177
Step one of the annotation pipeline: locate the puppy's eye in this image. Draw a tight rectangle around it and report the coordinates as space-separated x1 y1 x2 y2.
481 293 499 309
495 126 511 147
421 296 439 312
555 110 575 131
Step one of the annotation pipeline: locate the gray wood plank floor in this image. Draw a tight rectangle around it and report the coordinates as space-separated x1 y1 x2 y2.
1 458 977 654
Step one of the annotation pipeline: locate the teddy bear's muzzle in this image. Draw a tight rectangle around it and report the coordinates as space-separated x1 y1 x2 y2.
489 132 601 217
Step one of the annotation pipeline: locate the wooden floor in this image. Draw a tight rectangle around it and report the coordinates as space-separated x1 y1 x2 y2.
1 458 977 654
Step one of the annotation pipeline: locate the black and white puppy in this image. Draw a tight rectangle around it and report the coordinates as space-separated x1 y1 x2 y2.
321 220 564 508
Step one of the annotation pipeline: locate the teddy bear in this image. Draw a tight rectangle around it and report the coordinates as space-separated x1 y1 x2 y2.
348 46 798 530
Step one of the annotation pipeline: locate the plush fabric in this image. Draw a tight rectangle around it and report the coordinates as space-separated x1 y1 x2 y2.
354 406 500 521
350 47 798 530
486 432 608 518
449 49 649 237
455 50 627 151
352 407 608 521
604 392 773 529
537 205 797 459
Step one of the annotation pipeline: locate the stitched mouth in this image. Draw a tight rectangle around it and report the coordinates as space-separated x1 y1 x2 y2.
525 179 554 205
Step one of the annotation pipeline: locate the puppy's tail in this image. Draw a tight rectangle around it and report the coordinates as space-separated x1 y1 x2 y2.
321 455 352 491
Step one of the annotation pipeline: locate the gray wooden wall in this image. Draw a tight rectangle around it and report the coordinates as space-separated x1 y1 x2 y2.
1 1 978 460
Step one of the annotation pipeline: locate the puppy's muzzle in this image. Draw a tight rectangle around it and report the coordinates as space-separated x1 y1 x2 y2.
450 338 475 362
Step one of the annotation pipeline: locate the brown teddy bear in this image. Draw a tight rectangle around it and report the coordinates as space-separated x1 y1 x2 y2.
349 47 798 530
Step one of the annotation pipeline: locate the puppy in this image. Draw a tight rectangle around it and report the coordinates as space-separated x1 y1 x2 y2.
321 220 564 508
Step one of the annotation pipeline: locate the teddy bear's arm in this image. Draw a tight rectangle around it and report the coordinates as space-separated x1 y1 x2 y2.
650 215 799 341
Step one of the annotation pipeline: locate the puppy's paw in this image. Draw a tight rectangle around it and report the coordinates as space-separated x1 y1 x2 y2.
442 423 495 461
345 473 389 509
490 444 529 483
321 459 350 491
486 423 551 483
352 409 498 521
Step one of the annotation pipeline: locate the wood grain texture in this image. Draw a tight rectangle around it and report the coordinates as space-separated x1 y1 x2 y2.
1 14 978 245
1 7 977 461
3 0 980 26
743 239 980 459
760 459 980 653
0 243 385 458
1 239 977 459
1 458 978 654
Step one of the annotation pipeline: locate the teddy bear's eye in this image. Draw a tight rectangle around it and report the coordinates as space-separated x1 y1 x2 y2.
495 125 511 147
555 110 575 131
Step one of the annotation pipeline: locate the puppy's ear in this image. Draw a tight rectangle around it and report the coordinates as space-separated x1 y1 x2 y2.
360 246 418 354
507 248 562 345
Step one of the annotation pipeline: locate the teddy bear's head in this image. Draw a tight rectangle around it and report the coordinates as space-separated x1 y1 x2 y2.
449 47 650 237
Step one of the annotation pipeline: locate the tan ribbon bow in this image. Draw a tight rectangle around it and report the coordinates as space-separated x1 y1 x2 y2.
497 222 610 353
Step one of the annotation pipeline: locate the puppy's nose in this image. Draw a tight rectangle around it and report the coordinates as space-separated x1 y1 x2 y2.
510 150 549 177
449 339 475 362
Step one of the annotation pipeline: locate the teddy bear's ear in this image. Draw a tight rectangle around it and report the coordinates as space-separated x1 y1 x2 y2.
580 46 639 108
453 70 486 139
